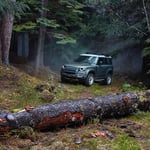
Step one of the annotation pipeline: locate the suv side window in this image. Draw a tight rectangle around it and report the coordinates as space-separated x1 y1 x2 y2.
89 56 98 65
97 58 106 65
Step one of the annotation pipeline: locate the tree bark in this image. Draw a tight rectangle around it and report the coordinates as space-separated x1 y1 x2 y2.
0 90 150 132
1 14 14 65
142 0 150 32
0 0 16 65
0 24 2 65
35 24 46 71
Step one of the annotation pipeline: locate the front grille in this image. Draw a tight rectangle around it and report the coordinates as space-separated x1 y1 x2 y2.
64 66 76 75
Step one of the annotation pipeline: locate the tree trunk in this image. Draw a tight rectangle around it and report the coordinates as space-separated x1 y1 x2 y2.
1 14 14 65
0 25 2 65
0 0 16 65
142 0 150 32
35 0 48 71
35 25 46 71
0 90 149 132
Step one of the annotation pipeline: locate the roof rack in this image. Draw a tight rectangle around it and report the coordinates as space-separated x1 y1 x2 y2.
80 53 112 58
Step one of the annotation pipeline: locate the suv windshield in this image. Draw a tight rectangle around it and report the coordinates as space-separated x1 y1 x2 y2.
74 56 97 64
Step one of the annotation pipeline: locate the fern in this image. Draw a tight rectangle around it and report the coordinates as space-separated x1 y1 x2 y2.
54 33 76 44
142 47 150 57
13 21 37 31
37 18 60 28
60 0 84 9
142 38 150 57
145 38 150 44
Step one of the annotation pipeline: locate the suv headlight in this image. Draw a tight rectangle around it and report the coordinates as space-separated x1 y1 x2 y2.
78 67 85 72
62 65 65 69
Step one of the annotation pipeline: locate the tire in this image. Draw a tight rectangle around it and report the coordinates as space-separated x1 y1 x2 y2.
85 73 94 86
104 74 112 85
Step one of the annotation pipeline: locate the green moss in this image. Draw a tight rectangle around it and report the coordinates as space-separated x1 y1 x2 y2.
87 138 99 150
121 82 146 92
81 137 111 150
129 111 150 123
12 80 43 109
112 134 141 150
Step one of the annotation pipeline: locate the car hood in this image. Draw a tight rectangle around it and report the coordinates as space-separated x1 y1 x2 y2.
63 63 91 68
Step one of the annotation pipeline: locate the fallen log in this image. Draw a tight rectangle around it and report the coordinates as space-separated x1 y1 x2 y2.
0 90 150 132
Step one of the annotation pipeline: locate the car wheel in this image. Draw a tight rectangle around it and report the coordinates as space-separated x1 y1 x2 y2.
85 73 94 86
105 74 112 85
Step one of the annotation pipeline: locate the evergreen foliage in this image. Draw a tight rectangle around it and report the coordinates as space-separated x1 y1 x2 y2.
36 18 60 28
83 0 148 38
143 38 150 57
1 0 149 72
13 21 37 31
0 0 29 17
54 33 76 44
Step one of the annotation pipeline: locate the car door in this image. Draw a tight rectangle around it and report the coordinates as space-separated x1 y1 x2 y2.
96 57 107 79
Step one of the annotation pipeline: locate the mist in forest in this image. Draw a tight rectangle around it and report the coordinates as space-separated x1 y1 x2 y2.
44 36 143 76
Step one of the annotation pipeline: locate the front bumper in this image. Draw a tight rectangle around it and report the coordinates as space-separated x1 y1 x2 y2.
61 70 87 79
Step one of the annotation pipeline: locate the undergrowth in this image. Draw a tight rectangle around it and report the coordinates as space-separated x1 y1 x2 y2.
112 134 141 150
0 65 149 150
13 82 42 109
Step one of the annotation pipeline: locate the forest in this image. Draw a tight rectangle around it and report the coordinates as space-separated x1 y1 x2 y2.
0 0 150 150
0 0 150 75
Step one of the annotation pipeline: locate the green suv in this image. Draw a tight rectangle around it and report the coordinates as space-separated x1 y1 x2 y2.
61 54 113 86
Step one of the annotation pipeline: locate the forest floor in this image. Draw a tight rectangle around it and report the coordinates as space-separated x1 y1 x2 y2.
0 65 150 150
